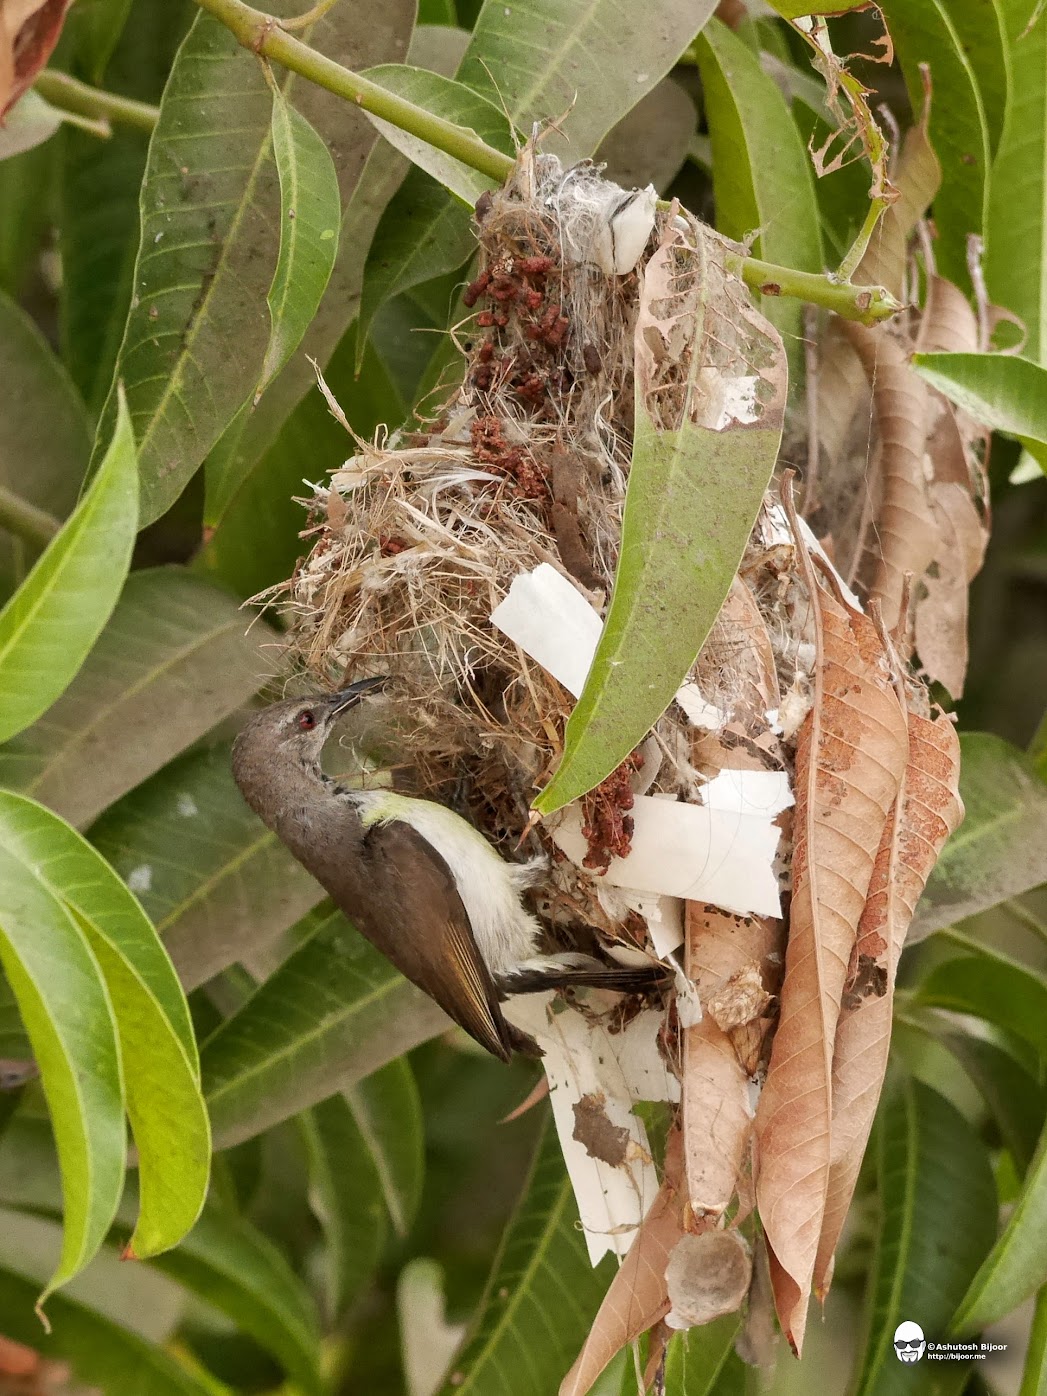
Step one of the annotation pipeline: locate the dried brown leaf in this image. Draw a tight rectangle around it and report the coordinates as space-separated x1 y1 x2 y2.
754 482 909 1354
559 1130 688 1396
813 705 962 1291
841 323 935 633
916 275 979 355
855 66 940 298
913 482 987 698
684 904 782 1217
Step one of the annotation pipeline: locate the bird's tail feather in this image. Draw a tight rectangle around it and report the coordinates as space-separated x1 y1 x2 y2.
501 963 670 997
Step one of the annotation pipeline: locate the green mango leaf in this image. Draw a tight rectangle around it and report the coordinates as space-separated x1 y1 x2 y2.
985 4 1047 363
459 0 715 159
852 1075 997 1396
88 744 325 991
694 17 823 387
93 0 413 528
0 384 136 747
663 1316 743 1395
912 352 1047 474
199 323 404 599
149 1204 323 1395
912 733 1047 939
298 1055 421 1317
256 88 341 405
344 1057 424 1238
0 289 89 591
352 63 517 362
59 127 149 416
202 903 448 1148
0 846 124 1304
0 1262 222 1394
300 1097 388 1320
363 64 516 203
1022 1288 1047 1396
943 1033 1047 1174
357 168 477 364
67 0 136 82
534 253 785 813
0 140 59 299
917 946 1047 1059
301 1060 424 1319
878 0 991 291
201 12 450 526
954 1121 1047 1332
0 792 209 1258
436 1114 613 1395
0 568 273 828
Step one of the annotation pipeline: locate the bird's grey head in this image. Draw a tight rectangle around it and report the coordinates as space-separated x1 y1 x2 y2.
232 678 388 782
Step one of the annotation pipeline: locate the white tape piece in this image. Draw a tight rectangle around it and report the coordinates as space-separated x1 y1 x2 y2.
503 993 679 1266
490 563 601 698
552 773 790 919
491 563 725 727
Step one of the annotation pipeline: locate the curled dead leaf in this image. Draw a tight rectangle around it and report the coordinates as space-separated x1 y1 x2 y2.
814 704 962 1291
754 479 909 1354
841 322 935 633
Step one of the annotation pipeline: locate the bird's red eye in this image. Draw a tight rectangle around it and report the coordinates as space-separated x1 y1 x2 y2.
297 710 316 731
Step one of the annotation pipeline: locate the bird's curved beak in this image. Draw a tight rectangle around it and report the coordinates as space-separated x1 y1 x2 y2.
326 676 389 716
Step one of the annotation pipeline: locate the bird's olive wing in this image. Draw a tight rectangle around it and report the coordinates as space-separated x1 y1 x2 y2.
362 819 517 1062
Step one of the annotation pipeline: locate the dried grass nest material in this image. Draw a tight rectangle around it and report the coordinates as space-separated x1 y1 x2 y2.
272 145 809 931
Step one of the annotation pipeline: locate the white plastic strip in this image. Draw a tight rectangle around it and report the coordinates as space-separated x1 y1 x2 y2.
503 992 679 1266
491 563 725 727
552 774 790 919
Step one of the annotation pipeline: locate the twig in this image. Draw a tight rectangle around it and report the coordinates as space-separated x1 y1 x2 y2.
32 70 159 134
192 0 515 184
0 486 62 550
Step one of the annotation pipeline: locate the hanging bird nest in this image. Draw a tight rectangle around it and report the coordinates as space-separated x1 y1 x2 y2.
269 144 797 897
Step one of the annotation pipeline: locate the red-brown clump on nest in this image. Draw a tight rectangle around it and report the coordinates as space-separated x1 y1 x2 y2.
470 414 548 500
580 750 644 871
465 245 572 415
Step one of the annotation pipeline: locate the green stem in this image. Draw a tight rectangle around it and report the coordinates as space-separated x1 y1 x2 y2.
726 252 902 325
835 193 892 284
33 70 159 134
192 0 900 325
192 0 515 184
0 486 62 550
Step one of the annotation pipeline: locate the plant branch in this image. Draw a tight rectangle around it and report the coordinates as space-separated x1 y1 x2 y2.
191 0 900 325
0 486 62 550
192 0 515 184
725 253 902 325
33 70 159 134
